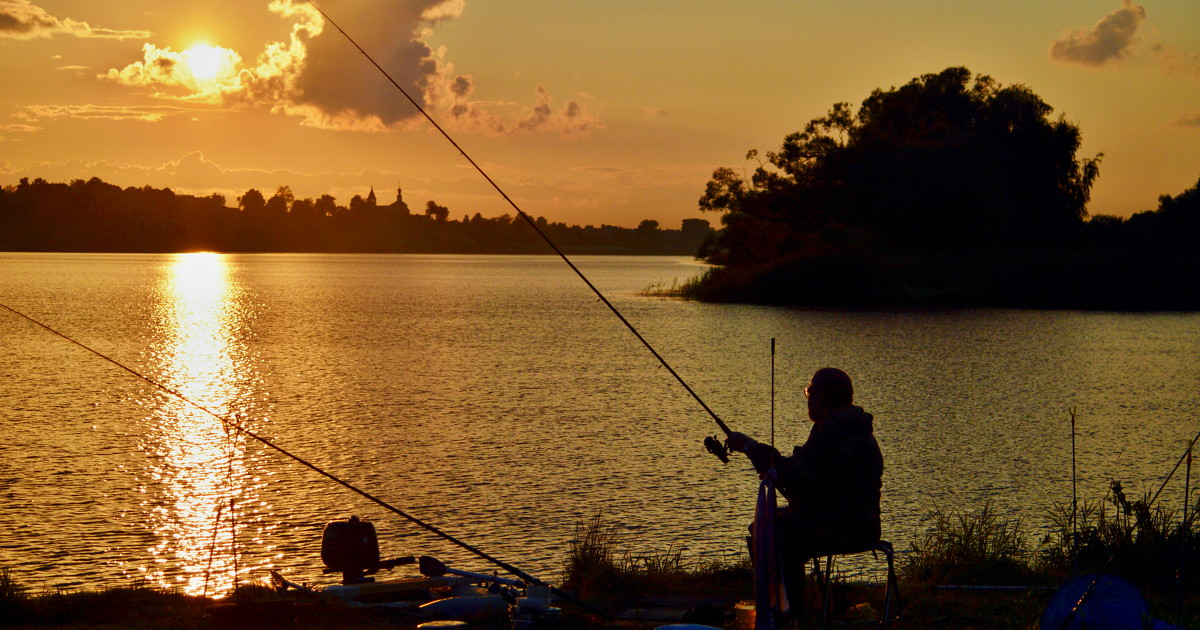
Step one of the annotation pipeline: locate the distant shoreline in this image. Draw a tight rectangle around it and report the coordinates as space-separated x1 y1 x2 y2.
0 177 714 257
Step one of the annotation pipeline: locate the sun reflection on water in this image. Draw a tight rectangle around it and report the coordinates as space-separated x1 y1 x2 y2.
137 252 269 596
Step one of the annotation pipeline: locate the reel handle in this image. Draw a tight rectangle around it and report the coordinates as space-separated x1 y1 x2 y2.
704 435 730 463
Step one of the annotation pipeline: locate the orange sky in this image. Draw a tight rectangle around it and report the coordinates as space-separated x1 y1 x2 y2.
1 0 1197 228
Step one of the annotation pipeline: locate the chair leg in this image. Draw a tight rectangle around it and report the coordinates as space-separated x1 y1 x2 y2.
876 541 902 626
820 555 834 629
816 542 902 628
811 555 825 589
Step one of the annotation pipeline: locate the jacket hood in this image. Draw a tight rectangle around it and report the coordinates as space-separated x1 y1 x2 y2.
825 405 874 433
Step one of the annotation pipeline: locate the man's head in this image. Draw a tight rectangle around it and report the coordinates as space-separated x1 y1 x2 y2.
805 367 853 422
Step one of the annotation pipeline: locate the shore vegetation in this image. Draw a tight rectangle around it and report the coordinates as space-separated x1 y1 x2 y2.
7 482 1200 629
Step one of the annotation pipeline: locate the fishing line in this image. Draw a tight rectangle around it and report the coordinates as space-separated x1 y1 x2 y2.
0 301 604 617
304 0 731 436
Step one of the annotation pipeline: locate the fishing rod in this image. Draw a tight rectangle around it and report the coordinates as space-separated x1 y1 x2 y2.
770 338 776 449
1055 414 1200 630
305 1 733 448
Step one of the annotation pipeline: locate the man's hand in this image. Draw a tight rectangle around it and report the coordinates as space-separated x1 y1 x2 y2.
725 432 756 453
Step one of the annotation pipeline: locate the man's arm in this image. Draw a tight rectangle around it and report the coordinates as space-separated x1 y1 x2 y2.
726 432 783 474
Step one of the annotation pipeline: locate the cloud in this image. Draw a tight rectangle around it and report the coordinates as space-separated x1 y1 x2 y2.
1150 43 1200 77
0 122 38 142
0 0 150 40
103 42 244 103
1170 112 1200 127
1050 0 1145 67
425 72 603 137
420 0 465 23
18 103 192 122
97 0 601 137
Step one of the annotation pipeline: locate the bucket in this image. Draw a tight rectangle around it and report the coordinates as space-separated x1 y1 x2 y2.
732 601 756 630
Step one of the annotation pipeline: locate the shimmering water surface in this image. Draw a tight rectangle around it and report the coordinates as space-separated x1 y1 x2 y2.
2 252 1198 594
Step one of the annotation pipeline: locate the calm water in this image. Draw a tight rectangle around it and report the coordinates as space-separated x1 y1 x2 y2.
1 252 1198 594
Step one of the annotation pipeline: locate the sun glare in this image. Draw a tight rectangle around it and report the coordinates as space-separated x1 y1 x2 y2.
182 43 234 84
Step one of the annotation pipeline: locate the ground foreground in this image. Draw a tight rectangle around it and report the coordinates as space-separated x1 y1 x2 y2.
3 578 1200 630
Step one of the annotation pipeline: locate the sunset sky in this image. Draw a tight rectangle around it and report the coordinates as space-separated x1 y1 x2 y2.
1 0 1197 228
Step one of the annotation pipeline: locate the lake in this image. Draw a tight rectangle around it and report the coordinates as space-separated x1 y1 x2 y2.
1 252 1197 595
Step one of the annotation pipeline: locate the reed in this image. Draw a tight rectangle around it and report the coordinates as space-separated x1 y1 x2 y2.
901 501 1039 586
1041 479 1200 589
561 513 751 603
0 567 26 626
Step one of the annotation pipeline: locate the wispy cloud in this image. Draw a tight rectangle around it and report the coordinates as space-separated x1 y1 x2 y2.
1150 43 1200 78
1170 112 1200 127
0 122 38 142
18 104 193 122
97 0 601 137
0 0 150 40
1050 0 1145 67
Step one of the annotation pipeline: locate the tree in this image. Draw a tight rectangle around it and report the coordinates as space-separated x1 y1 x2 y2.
290 197 317 219
315 194 338 217
266 186 291 216
238 188 266 214
699 67 1102 265
425 200 449 221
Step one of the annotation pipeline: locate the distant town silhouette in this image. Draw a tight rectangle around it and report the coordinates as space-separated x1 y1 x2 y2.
0 177 712 256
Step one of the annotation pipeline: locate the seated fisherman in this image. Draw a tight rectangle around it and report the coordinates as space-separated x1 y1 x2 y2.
726 367 884 598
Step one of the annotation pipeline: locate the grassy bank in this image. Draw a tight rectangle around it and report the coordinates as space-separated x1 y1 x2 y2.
6 486 1200 629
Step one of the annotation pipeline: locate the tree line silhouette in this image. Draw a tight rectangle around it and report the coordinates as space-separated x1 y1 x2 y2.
689 67 1199 310
0 179 713 256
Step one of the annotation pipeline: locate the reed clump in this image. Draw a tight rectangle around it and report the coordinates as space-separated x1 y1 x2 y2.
0 574 202 629
639 277 693 298
0 568 26 626
901 501 1040 587
1040 479 1200 590
560 513 751 606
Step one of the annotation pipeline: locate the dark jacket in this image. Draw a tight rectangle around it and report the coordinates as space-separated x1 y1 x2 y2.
746 406 883 553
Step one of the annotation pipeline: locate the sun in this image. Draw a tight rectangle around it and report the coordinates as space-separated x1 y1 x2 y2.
182 43 235 85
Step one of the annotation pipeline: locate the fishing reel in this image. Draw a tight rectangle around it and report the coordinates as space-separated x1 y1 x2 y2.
704 435 730 464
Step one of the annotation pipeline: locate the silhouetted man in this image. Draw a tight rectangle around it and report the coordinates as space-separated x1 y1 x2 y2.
726 367 884 600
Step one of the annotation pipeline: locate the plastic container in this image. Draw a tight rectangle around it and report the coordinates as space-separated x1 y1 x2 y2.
320 515 380 573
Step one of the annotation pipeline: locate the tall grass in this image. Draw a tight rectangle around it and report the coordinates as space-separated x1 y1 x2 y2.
1041 479 1200 589
0 567 26 626
561 513 750 604
902 502 1038 586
